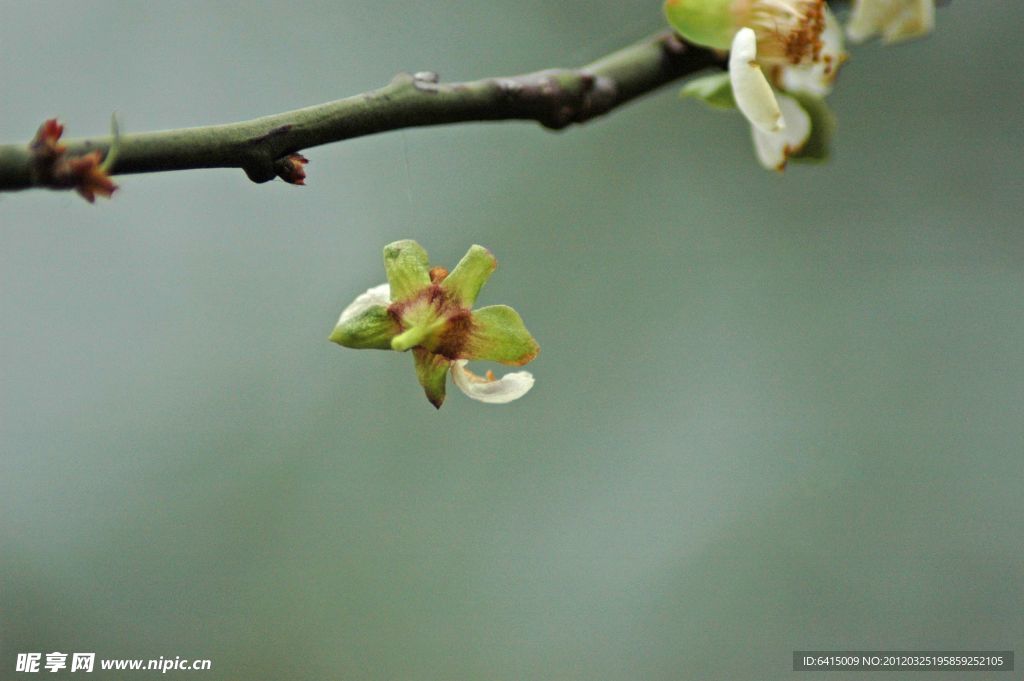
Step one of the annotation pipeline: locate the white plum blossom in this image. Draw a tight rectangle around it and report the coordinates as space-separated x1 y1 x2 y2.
667 0 938 169
666 0 848 170
728 4 845 169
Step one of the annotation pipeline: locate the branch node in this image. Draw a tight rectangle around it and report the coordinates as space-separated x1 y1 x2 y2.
242 125 298 183
661 32 689 56
243 159 279 184
502 69 618 130
413 71 440 86
389 72 417 89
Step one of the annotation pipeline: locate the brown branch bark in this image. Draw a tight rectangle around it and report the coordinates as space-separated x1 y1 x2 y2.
0 32 721 194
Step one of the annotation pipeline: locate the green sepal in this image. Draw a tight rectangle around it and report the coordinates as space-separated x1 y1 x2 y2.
413 348 449 409
789 94 836 162
680 73 736 110
664 0 735 51
465 305 539 366
441 244 496 307
383 240 431 302
329 305 398 350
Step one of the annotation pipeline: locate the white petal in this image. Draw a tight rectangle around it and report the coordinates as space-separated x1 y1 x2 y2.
847 0 888 42
882 0 934 43
450 360 534 404
729 28 783 134
337 283 391 325
779 8 846 97
751 93 811 171
847 0 934 44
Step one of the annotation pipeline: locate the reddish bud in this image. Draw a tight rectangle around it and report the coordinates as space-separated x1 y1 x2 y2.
28 118 118 203
276 153 309 185
31 118 67 159
66 151 118 203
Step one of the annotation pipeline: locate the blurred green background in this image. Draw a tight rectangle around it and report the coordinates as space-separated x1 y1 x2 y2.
2 2 1022 679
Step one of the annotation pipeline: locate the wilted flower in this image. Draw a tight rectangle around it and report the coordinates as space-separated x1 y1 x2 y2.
847 0 935 44
330 241 539 408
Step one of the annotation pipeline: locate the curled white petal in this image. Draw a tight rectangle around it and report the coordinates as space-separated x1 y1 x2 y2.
751 93 811 171
451 360 534 404
729 27 783 134
847 0 934 44
779 8 846 97
337 283 391 325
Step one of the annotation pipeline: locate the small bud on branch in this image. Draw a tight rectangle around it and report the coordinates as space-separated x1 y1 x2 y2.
275 153 309 185
28 119 117 203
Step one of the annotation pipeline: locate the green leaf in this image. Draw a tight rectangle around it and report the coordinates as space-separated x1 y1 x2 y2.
413 348 449 409
680 73 736 110
465 305 539 366
441 244 496 307
329 305 398 350
383 240 431 302
789 93 836 162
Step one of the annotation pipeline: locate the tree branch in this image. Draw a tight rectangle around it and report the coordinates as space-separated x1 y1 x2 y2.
0 31 721 195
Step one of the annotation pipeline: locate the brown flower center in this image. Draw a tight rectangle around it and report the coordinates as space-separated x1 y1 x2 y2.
388 284 473 359
733 0 826 66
